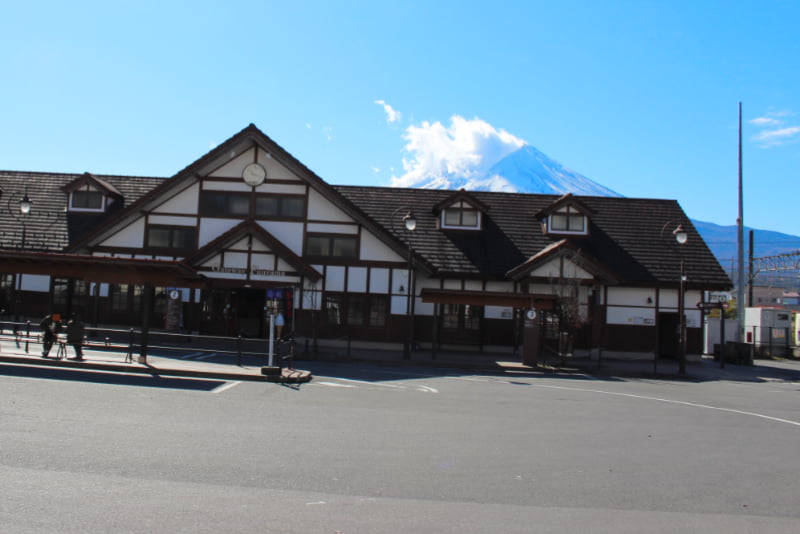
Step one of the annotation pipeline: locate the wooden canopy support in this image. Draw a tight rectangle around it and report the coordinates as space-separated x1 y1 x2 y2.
0 250 206 287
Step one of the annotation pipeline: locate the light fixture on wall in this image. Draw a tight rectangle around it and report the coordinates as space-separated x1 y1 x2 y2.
647 296 653 304
398 284 405 293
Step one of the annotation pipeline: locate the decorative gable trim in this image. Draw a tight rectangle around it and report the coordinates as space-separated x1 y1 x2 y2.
184 219 321 282
506 239 620 284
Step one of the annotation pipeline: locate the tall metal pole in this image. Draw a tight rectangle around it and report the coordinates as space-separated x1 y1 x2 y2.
405 241 413 360
737 102 746 342
678 259 686 376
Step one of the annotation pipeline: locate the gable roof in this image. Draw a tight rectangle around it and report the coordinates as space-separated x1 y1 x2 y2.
432 189 490 214
505 239 622 283
185 220 321 282
61 172 123 198
66 124 416 263
534 192 594 218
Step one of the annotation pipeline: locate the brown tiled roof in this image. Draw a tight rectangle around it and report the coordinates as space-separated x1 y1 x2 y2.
0 170 165 252
334 185 732 289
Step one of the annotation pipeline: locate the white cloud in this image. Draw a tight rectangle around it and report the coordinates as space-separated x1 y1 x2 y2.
750 109 800 147
750 117 779 126
390 115 526 188
754 126 800 142
375 100 402 123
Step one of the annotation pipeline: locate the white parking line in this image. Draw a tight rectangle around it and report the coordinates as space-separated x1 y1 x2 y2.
180 352 205 359
212 381 241 394
532 383 800 427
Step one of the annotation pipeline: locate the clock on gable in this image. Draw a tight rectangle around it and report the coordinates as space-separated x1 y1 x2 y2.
242 163 267 186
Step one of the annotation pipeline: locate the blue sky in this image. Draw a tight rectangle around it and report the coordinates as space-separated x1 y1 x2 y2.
2 0 799 240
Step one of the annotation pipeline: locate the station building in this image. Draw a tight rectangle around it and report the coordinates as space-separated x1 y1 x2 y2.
0 124 731 360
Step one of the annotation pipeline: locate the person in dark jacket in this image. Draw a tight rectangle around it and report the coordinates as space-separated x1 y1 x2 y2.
65 314 85 361
40 313 62 358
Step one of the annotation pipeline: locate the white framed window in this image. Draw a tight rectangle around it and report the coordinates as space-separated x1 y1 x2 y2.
69 185 105 212
548 206 587 235
441 201 481 230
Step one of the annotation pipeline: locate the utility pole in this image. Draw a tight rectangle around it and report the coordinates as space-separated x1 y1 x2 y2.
737 102 746 343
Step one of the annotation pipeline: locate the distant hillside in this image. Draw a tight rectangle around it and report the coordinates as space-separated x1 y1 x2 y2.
692 220 800 264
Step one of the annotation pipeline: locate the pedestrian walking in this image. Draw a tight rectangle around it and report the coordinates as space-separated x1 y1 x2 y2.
40 313 62 358
65 314 85 361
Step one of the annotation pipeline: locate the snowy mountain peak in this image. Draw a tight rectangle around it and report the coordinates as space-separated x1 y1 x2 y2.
408 144 622 197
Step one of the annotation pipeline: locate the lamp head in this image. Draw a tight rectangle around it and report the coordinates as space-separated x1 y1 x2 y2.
19 193 32 215
673 224 688 245
403 210 417 232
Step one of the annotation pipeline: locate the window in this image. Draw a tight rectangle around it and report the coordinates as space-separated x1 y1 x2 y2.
306 235 357 259
70 190 104 210
442 304 483 330
549 206 586 234
111 284 129 312
347 295 366 325
442 207 480 229
325 294 343 325
255 195 305 219
368 298 387 327
147 225 196 250
200 192 250 217
325 293 387 328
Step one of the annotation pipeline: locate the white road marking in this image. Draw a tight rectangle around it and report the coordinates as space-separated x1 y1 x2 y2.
180 352 205 359
416 385 439 393
195 352 217 360
212 381 241 394
531 382 800 427
315 381 358 388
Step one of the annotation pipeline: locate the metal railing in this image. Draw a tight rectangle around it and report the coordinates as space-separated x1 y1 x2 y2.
0 320 294 368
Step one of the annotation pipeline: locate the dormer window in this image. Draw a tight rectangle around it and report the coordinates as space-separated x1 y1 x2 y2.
63 172 122 214
69 185 105 212
434 190 488 231
442 205 480 229
549 205 586 234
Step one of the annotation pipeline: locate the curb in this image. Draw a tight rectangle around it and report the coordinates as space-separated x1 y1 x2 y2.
0 354 312 384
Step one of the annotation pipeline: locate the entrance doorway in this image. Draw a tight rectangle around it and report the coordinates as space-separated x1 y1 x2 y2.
658 312 679 360
204 288 266 337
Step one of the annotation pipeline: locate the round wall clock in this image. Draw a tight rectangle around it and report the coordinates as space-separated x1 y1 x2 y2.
242 163 267 186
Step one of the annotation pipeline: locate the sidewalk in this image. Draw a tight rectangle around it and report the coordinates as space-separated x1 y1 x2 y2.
3 333 799 384
304 345 800 383
0 336 311 384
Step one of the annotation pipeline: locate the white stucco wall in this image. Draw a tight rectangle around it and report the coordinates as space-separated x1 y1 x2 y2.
307 189 352 223
100 217 146 248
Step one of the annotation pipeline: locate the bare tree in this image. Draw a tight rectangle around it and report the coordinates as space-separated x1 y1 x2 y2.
548 251 590 362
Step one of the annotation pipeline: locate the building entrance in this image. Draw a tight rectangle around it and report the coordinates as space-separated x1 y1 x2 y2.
203 288 266 337
202 286 294 338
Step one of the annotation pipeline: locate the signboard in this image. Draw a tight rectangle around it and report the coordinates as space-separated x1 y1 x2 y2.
697 301 729 310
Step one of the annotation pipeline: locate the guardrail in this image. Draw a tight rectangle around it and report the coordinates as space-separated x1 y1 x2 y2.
0 320 294 368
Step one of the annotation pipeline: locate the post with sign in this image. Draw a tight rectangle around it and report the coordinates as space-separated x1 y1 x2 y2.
261 289 281 378
521 309 539 366
697 298 729 368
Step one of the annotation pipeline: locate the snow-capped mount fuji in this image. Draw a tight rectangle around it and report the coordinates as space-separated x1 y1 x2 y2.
484 145 622 196
412 144 622 197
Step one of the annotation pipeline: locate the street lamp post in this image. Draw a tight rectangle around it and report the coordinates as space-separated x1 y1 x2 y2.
392 206 417 360
661 221 688 375
1 188 64 320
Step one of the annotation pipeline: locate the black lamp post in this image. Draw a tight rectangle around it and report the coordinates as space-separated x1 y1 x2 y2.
660 221 688 375
392 206 417 359
673 224 688 375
